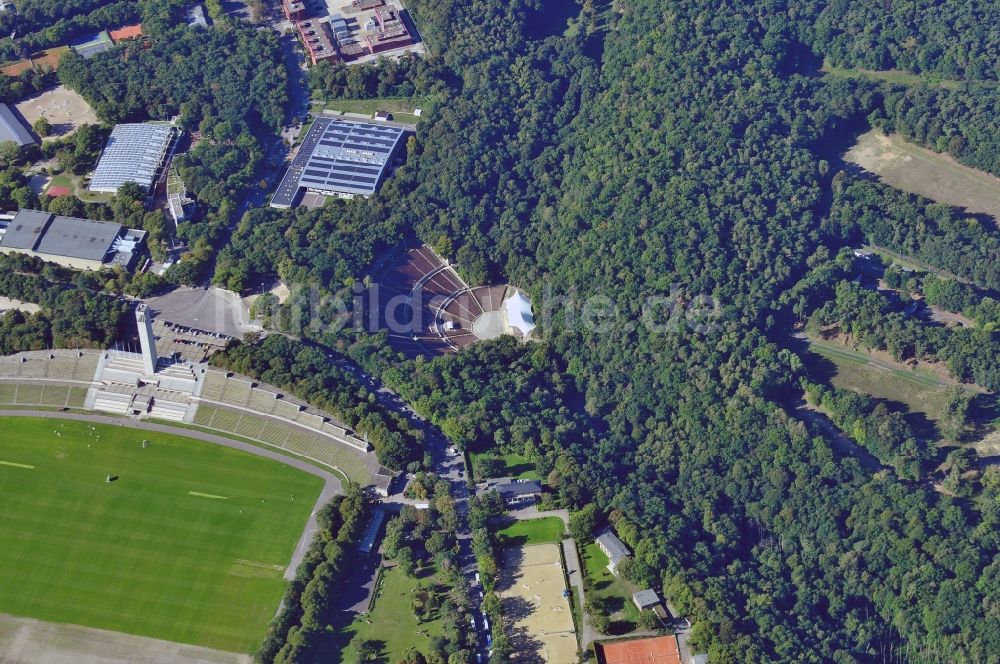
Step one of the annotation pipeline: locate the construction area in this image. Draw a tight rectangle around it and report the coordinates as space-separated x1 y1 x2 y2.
498 543 578 663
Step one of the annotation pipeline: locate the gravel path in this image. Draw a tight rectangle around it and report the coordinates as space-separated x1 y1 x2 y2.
0 410 342 582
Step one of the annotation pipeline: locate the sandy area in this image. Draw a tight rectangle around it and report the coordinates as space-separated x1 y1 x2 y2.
15 85 99 140
499 544 577 663
0 297 40 314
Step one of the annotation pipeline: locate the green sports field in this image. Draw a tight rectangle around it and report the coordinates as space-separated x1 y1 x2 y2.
0 417 324 653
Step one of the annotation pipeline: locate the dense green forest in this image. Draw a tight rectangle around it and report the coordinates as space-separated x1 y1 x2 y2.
0 253 130 350
225 0 1000 660
829 176 1000 291
807 0 1000 80
2 0 1000 660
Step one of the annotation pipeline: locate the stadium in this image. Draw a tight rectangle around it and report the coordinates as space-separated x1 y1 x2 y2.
0 304 395 659
368 245 536 357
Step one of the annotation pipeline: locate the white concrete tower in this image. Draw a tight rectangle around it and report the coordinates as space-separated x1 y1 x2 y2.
136 304 158 375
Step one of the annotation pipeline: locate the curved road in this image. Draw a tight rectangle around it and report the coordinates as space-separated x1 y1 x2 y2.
0 410 342 581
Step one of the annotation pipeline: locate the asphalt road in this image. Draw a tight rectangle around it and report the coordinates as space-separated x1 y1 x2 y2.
0 410 342 582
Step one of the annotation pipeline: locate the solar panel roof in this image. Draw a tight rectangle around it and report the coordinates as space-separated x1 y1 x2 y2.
89 123 176 193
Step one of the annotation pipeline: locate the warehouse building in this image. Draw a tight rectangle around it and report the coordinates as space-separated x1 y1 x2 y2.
0 209 147 271
89 123 178 195
0 103 36 146
270 117 406 208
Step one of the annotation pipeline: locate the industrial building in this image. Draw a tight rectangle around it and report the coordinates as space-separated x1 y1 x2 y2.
0 104 36 146
271 116 406 208
89 123 178 195
0 209 147 271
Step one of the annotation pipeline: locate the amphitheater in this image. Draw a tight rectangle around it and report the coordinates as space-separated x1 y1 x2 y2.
0 307 389 490
370 246 536 358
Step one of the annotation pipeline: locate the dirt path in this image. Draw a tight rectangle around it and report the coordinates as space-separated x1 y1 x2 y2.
0 410 341 582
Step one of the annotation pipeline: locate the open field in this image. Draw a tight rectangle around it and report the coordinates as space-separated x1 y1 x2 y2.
0 417 322 653
1 47 70 76
820 59 964 89
44 172 115 203
582 542 641 633
471 449 539 480
803 334 969 425
15 85 99 139
845 130 1000 223
334 565 447 662
498 516 566 548
499 543 577 663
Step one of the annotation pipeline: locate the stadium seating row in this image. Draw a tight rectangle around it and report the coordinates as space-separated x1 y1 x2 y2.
192 405 371 484
0 382 87 408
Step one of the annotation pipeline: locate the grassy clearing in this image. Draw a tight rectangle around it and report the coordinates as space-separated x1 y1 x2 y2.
335 565 446 661
45 172 114 203
0 417 322 653
820 59 963 89
581 542 641 633
845 129 1000 223
470 449 539 480
312 95 438 124
805 336 958 420
497 516 565 547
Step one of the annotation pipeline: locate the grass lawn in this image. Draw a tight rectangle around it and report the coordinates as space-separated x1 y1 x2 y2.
45 172 114 203
804 336 968 427
497 516 565 547
0 417 323 653
470 449 540 480
582 542 641 634
312 95 439 124
820 59 964 89
336 565 446 662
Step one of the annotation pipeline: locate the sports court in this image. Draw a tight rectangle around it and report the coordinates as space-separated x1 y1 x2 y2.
498 543 577 662
596 635 682 664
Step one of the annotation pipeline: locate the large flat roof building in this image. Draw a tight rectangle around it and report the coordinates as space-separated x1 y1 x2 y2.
271 117 406 208
0 209 147 271
0 103 36 146
89 123 177 194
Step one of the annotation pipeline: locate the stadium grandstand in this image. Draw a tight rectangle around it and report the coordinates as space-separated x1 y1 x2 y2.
89 123 179 195
0 306 391 492
270 116 406 208
369 245 536 357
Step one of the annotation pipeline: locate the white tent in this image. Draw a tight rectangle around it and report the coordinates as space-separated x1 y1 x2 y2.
504 290 535 337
